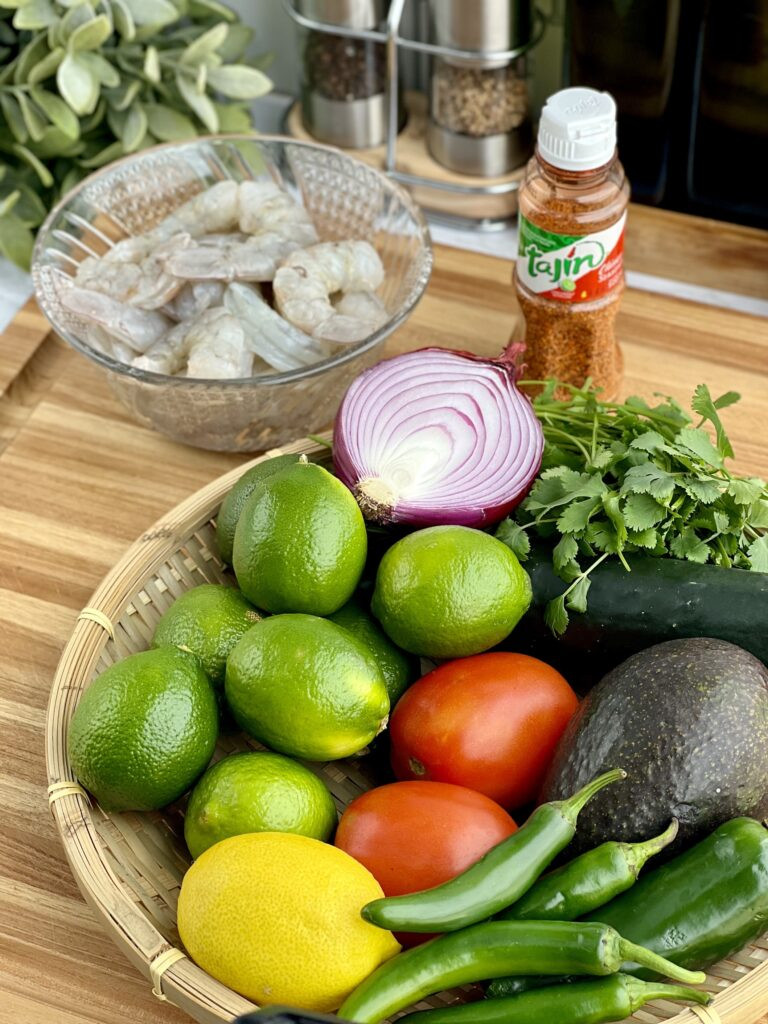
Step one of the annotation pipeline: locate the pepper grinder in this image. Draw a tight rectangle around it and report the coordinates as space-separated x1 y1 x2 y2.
299 0 398 149
427 0 533 176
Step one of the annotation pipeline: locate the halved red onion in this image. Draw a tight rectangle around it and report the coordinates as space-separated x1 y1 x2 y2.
333 346 544 528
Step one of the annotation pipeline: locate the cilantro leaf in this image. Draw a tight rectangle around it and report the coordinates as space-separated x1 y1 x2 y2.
627 527 659 549
691 383 736 459
553 534 579 572
622 492 666 530
621 464 676 501
669 527 711 563
750 501 768 529
586 520 621 553
680 476 721 503
557 497 601 534
676 427 723 467
566 575 591 613
602 493 627 546
630 430 666 453
747 535 768 572
544 594 569 636
495 520 530 561
728 477 765 505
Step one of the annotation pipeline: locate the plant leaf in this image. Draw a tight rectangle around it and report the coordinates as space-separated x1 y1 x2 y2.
749 500 768 529
121 0 177 27
11 142 54 185
565 575 591 613
122 99 146 151
552 533 578 572
110 0 135 39
207 64 271 99
0 189 20 218
28 45 65 83
728 477 765 506
175 68 218 131
680 476 721 504
747 535 768 573
29 86 80 138
189 0 237 20
77 50 120 86
585 520 621 554
630 430 666 453
620 463 676 501
15 91 49 141
0 92 29 142
179 20 228 64
213 100 252 132
144 101 197 140
143 43 160 82
27 123 85 157
12 0 57 30
13 32 50 83
68 12 111 50
669 527 710 564
78 138 124 167
676 426 723 467
216 21 252 62
627 527 659 549
556 497 601 534
544 594 569 636
691 383 735 459
57 51 99 114
495 520 530 561
105 76 141 110
0 210 35 269
622 492 666 530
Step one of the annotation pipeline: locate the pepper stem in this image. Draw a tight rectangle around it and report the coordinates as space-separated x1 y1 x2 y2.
623 819 679 878
619 940 707 985
624 976 711 1011
560 768 627 825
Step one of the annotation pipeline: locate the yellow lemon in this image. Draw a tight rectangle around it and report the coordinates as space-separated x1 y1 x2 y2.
177 832 400 1011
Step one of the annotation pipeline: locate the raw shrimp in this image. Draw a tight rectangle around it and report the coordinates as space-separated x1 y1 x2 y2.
224 282 333 371
132 321 194 375
74 233 191 310
84 323 137 366
334 290 388 331
167 280 225 321
273 241 385 343
163 182 318 283
185 307 254 380
62 286 171 353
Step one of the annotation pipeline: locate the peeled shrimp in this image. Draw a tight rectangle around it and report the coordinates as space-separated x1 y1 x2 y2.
132 321 194 375
224 282 333 371
273 241 385 343
166 280 226 321
62 286 171 353
163 182 318 283
334 290 388 332
84 323 137 365
185 307 253 379
74 233 191 310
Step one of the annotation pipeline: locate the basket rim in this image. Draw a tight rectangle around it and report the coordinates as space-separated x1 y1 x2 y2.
44 439 768 1023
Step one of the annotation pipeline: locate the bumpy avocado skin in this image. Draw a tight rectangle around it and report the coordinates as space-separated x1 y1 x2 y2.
541 637 768 857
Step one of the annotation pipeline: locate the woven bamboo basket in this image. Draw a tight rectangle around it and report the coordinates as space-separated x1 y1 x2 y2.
46 438 768 1024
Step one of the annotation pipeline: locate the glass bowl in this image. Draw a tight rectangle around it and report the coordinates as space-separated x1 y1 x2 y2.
32 135 433 451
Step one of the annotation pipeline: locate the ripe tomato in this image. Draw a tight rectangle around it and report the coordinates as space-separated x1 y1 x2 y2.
335 780 516 942
390 652 579 810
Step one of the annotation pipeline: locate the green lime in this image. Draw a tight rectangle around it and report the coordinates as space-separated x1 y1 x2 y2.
371 525 532 659
216 455 299 564
184 751 338 859
152 583 261 688
68 647 218 812
328 598 419 705
233 458 367 616
225 614 389 760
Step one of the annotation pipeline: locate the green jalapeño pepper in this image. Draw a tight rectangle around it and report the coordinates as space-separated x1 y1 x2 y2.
586 816 768 976
399 975 711 1024
499 819 679 922
337 920 706 1024
362 768 626 934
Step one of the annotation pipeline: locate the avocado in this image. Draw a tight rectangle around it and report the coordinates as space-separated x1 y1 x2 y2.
541 637 768 857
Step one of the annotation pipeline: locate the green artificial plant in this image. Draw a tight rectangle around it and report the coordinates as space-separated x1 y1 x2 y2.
0 0 273 269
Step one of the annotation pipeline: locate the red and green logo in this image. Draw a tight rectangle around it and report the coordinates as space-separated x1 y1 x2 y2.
517 213 626 302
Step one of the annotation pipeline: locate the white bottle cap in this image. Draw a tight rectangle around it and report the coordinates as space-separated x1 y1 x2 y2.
537 87 617 171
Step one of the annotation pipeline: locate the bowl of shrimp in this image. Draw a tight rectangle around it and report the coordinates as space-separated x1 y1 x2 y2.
32 135 433 451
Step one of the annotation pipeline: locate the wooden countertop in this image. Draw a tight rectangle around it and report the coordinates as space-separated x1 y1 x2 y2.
1 206 767 1024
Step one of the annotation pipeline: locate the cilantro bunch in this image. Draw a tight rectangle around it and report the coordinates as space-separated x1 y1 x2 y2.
496 382 768 635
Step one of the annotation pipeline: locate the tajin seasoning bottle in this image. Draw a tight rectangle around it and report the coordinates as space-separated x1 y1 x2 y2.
515 87 630 397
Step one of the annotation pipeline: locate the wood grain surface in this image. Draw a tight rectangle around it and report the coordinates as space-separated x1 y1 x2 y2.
1 216 767 1024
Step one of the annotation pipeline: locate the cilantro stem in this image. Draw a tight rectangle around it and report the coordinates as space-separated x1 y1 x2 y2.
559 552 611 600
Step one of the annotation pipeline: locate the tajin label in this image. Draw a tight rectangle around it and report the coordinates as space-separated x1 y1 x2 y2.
516 213 626 302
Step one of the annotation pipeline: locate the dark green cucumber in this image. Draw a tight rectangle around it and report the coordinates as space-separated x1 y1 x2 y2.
512 547 768 691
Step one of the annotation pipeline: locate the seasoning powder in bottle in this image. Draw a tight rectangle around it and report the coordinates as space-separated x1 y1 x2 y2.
515 87 630 396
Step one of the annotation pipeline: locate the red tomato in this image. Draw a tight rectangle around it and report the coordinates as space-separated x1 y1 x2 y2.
335 781 516 931
390 652 579 810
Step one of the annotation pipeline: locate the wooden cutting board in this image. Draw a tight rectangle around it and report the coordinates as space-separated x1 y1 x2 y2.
1 209 768 1023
